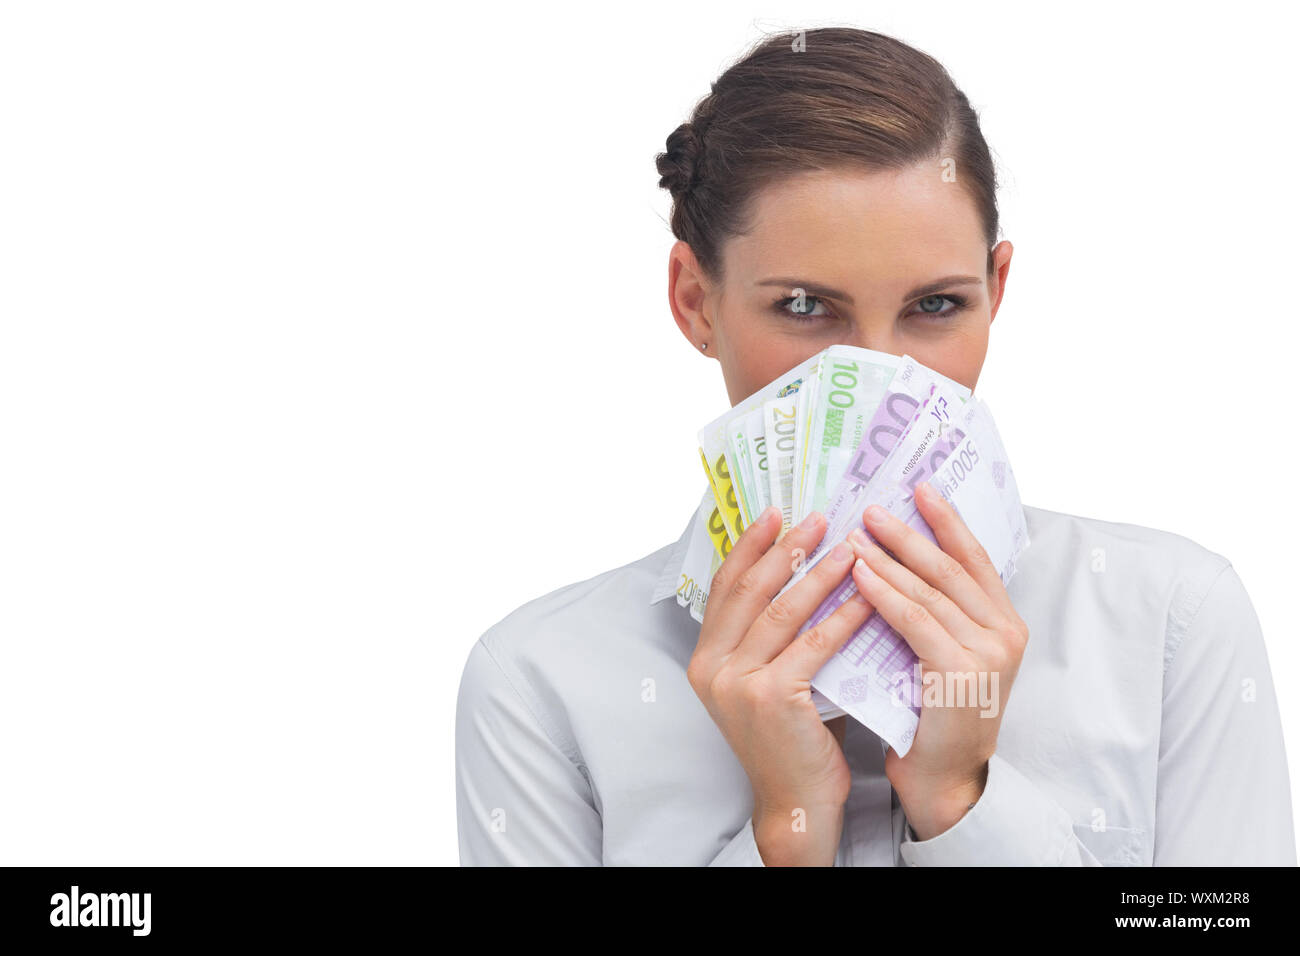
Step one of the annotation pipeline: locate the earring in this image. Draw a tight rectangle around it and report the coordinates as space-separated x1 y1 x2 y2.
700 342 708 351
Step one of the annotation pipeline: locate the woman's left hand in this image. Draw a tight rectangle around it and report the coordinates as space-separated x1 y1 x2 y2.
846 480 1030 841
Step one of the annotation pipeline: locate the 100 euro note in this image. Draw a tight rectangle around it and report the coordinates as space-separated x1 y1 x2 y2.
725 407 774 527
743 409 772 518
780 389 1029 755
793 345 901 523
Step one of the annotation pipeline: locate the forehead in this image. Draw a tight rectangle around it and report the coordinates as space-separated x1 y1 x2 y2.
724 163 985 283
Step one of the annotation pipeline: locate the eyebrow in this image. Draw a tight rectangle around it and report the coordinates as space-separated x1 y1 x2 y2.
756 275 984 305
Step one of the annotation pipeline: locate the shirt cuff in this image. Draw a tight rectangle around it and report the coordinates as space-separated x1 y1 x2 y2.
708 817 767 866
898 752 1078 865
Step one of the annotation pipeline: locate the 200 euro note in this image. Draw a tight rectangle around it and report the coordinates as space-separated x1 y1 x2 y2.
790 361 820 522
698 352 822 552
762 395 800 535
785 391 1029 755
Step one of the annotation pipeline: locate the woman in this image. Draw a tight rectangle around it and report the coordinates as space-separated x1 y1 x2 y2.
454 27 1296 865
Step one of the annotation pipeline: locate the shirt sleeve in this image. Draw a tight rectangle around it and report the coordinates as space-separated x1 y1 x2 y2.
708 817 767 866
455 640 603 865
712 816 860 866
457 638 778 867
1153 562 1297 865
897 751 1102 865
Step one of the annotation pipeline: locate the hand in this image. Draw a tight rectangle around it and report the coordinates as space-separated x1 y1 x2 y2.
687 506 876 866
846 482 1030 841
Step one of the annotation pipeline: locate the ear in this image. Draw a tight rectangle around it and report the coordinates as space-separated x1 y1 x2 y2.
987 240 1013 325
667 240 715 353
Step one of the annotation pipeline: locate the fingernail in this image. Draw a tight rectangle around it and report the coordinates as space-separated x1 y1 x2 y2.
865 505 888 524
830 541 851 561
762 506 780 525
799 511 822 530
854 557 874 580
849 528 868 548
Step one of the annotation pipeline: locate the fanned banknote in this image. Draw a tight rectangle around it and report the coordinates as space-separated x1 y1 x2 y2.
675 487 722 621
762 395 800 534
792 392 1029 753
796 346 901 521
676 344 1028 752
698 352 822 556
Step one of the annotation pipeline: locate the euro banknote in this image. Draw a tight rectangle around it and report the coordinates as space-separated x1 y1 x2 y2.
696 352 822 557
672 344 1029 753
780 385 1029 753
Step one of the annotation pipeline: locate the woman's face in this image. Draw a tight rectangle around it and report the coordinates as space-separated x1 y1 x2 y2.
668 162 1014 405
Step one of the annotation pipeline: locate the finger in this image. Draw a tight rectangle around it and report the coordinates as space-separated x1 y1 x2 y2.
856 503 1004 630
913 481 1023 624
847 527 999 656
772 577 877 682
698 505 782 651
702 509 830 657
731 537 859 668
850 555 957 664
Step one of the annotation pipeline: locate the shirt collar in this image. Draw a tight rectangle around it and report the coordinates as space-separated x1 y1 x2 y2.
649 494 706 605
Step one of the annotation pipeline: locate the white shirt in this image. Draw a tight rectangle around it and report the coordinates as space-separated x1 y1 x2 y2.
455 503 1297 865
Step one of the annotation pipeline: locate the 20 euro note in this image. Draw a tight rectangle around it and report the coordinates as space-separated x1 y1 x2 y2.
783 391 1029 755
676 487 724 620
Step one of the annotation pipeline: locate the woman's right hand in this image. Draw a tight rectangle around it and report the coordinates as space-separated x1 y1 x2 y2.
686 505 875 866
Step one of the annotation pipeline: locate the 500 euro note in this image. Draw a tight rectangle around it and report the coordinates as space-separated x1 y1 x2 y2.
814 355 971 563
783 391 1029 754
779 381 969 609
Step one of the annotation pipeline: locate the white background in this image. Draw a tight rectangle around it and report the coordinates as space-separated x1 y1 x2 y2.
1 1 1296 865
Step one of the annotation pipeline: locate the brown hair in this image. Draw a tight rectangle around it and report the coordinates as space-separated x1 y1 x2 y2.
655 27 1000 282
